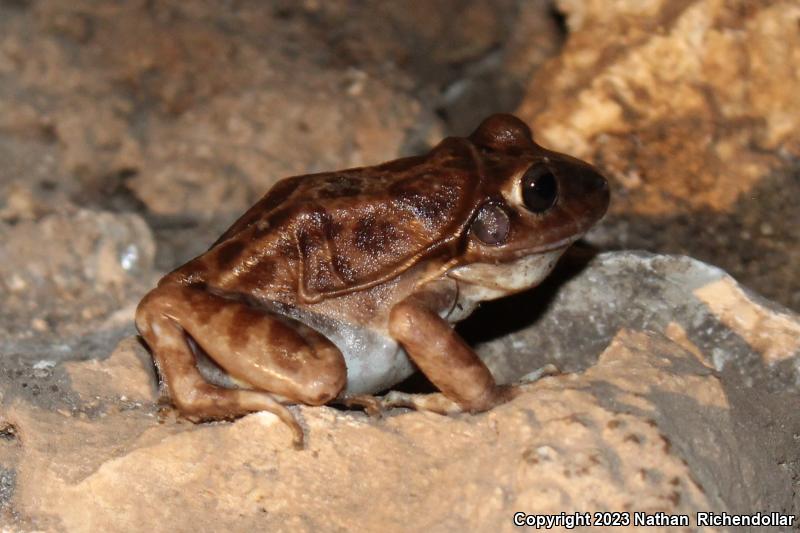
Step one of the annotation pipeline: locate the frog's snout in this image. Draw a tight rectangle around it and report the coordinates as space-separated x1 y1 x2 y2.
558 162 610 224
586 167 610 217
586 167 609 196
578 164 609 198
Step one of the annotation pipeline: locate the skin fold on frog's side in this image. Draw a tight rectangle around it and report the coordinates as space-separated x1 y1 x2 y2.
135 114 609 447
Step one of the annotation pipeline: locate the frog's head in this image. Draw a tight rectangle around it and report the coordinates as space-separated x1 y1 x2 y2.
446 114 610 299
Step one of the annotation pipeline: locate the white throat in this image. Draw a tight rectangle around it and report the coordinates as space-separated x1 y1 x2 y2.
446 249 566 319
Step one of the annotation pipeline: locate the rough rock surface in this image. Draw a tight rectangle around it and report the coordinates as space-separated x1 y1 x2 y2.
1 252 797 531
0 209 155 344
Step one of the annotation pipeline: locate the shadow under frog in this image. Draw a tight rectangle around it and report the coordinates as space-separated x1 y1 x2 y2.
135 114 609 447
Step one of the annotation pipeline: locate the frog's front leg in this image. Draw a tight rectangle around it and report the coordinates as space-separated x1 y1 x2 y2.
387 289 514 414
135 282 347 447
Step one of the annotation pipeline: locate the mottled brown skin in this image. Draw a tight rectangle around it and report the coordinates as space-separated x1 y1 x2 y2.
135 114 609 447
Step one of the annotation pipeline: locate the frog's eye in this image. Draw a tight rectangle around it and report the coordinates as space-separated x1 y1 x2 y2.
521 165 558 213
471 203 510 245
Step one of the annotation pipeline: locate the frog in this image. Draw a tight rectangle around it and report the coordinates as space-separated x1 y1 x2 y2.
135 113 609 447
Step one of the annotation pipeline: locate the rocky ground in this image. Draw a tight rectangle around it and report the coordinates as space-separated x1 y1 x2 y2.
0 0 798 531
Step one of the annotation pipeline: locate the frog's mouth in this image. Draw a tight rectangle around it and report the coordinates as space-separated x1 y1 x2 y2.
447 247 568 300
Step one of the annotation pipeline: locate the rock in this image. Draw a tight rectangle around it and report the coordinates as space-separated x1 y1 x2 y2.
694 277 800 366
302 1 563 134
1 252 797 531
63 337 157 405
0 209 156 345
130 74 434 221
0 0 440 225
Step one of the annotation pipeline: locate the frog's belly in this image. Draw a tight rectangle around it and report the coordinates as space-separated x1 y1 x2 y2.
277 305 416 395
329 324 416 395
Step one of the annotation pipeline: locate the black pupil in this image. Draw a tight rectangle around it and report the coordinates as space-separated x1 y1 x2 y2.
522 166 558 213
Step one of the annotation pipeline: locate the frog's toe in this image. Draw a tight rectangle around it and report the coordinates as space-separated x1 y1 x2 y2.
176 384 306 449
504 366 561 402
380 391 463 415
338 394 384 417
517 363 561 384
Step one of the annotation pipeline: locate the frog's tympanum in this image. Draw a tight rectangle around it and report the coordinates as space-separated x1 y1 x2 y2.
136 114 609 446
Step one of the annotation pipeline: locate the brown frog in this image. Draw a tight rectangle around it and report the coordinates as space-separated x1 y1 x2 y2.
135 114 609 446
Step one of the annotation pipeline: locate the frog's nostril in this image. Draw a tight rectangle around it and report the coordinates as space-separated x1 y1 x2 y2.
579 168 608 197
587 169 607 192
592 172 611 215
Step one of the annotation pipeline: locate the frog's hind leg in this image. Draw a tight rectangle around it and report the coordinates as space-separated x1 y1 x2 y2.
136 305 304 446
136 283 346 447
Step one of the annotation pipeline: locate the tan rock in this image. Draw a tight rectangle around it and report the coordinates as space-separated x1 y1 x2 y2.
694 277 800 365
64 337 157 404
2 329 776 532
1 251 795 531
0 209 155 340
0 0 439 222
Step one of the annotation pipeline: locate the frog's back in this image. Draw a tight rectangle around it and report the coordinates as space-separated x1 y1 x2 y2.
167 147 482 305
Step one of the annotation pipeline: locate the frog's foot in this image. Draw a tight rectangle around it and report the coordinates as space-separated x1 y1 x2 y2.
379 384 518 415
481 365 562 406
383 372 560 415
185 386 305 449
340 367 562 419
136 283 347 449
379 390 462 415
518 363 561 384
337 394 384 417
